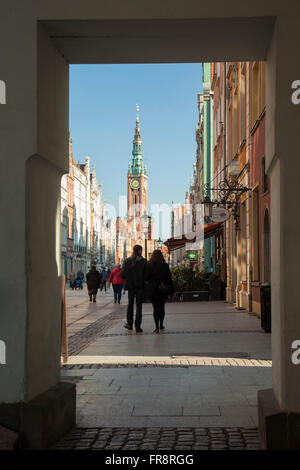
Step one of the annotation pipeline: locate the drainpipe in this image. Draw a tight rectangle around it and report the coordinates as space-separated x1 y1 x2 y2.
223 62 227 292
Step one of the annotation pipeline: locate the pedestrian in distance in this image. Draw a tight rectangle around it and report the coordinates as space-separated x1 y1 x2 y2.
77 269 84 281
108 264 125 304
121 244 148 333
75 269 84 290
100 268 108 292
69 271 75 289
147 249 175 333
86 265 103 303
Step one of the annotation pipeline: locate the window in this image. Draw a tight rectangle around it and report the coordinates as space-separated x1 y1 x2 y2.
241 202 247 282
252 62 259 127
68 215 73 239
240 64 246 144
233 86 238 155
262 157 268 194
252 187 260 281
227 91 232 163
261 62 266 110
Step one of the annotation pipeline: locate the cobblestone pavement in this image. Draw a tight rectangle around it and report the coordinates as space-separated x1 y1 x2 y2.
66 289 124 356
65 354 272 366
68 311 124 356
55 427 261 450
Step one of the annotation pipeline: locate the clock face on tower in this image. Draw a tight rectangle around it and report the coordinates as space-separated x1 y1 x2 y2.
130 179 140 190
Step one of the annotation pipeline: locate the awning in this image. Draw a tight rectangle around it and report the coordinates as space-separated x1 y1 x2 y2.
164 222 223 252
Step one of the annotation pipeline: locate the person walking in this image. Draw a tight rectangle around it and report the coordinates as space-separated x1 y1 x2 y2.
76 269 84 290
69 271 75 289
100 268 108 292
147 249 175 333
109 264 125 304
121 245 148 333
86 265 102 303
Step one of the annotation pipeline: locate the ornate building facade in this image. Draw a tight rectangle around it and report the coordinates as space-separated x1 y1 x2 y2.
60 136 116 277
116 106 155 262
185 61 269 314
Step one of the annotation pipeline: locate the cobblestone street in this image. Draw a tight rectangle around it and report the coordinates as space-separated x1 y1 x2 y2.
55 426 261 450
57 287 272 450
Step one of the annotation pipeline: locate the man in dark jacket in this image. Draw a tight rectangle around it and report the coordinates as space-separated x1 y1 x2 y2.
121 245 148 333
86 266 103 303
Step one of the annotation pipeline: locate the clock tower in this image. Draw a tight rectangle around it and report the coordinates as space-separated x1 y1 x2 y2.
128 105 148 218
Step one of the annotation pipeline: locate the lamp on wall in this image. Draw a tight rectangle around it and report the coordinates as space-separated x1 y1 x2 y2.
228 157 240 177
203 196 213 219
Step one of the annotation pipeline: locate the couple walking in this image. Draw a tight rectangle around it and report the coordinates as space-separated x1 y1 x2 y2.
121 244 174 333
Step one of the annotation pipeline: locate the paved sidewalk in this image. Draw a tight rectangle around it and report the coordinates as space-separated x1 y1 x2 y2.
65 287 124 355
61 295 272 431
66 286 117 337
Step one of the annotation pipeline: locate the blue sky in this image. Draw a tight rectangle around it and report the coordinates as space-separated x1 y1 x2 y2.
69 64 203 214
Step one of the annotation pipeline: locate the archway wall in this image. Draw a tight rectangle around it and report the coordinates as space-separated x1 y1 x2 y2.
0 17 69 406
265 16 300 416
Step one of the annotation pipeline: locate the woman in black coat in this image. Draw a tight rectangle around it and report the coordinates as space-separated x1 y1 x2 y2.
86 266 102 302
147 250 175 333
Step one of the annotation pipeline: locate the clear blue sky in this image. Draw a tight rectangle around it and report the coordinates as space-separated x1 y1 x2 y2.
69 64 203 215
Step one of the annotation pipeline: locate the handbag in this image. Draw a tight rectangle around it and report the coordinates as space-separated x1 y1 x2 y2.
158 281 171 295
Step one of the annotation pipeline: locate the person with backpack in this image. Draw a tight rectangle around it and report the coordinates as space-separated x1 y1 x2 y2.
108 264 125 304
121 245 148 333
147 249 175 333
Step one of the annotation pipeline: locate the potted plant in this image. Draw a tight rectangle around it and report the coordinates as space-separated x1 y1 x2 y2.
171 264 209 301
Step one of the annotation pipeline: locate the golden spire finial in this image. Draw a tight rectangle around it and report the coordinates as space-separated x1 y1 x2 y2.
134 104 142 143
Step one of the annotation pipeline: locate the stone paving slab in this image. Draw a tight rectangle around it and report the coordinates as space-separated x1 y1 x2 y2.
61 364 271 428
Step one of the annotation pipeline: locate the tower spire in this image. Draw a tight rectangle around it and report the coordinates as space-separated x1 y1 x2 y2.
129 105 147 176
134 104 142 143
